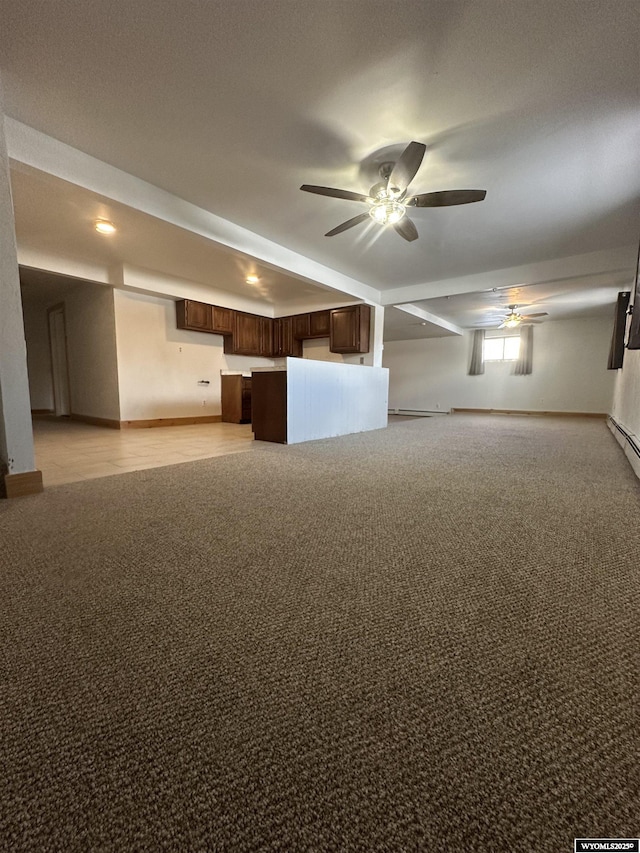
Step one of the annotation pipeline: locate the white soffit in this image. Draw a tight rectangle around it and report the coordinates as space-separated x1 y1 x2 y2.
6 120 381 306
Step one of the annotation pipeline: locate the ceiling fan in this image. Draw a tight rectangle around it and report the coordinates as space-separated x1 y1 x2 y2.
300 141 486 242
499 305 548 329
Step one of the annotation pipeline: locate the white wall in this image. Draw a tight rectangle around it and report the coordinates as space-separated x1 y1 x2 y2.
302 339 363 365
383 317 615 414
64 284 121 421
0 88 36 475
113 289 275 420
611 347 640 435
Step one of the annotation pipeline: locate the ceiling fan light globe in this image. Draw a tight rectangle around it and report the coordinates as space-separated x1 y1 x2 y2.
370 200 406 225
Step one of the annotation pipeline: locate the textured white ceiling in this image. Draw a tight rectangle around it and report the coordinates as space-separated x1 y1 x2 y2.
1 0 639 335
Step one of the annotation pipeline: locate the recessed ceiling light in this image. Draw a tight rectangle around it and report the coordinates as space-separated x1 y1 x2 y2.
95 219 116 234
246 275 260 284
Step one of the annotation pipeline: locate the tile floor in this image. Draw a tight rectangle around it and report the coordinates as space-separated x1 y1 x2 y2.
33 417 259 488
34 414 417 488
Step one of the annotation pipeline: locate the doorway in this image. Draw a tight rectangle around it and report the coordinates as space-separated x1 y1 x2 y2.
47 304 71 417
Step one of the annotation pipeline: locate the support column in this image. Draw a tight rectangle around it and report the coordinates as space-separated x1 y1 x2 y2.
363 303 385 367
0 82 42 497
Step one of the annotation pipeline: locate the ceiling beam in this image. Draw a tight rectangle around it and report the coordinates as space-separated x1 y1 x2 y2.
393 304 463 335
6 119 383 307
380 247 637 306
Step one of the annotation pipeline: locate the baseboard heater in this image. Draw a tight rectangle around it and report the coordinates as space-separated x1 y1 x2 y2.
607 416 640 460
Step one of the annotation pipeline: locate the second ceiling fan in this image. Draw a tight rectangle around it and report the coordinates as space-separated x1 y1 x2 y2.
300 141 486 242
499 305 548 328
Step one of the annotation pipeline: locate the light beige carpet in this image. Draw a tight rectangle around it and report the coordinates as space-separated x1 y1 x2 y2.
1 415 639 852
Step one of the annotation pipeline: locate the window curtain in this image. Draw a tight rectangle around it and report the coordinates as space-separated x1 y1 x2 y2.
607 291 630 368
468 329 485 375
514 325 533 375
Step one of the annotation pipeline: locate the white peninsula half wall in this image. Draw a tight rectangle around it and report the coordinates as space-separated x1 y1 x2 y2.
252 358 389 444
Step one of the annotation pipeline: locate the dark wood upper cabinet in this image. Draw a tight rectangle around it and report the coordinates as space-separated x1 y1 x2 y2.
176 299 213 332
177 300 232 335
293 310 330 339
224 312 262 355
224 313 275 357
178 299 369 356
330 304 371 354
259 316 274 358
292 313 311 340
273 317 302 357
309 310 331 338
212 306 233 334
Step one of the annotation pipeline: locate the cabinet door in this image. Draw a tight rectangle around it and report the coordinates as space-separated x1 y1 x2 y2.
309 310 330 337
221 375 252 423
212 306 233 335
330 305 371 353
280 317 293 355
274 318 302 357
292 313 311 339
241 378 252 423
259 317 274 357
176 300 213 331
233 312 263 354
272 318 283 356
221 374 242 423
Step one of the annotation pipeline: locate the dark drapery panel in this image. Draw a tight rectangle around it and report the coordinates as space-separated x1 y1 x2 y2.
514 325 533 375
627 240 640 350
607 291 630 368
468 329 485 375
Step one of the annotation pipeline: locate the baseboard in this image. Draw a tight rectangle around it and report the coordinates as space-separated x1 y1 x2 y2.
389 409 449 417
70 413 121 429
120 415 223 429
451 408 607 418
31 408 54 415
3 469 44 499
607 415 640 480
69 413 223 430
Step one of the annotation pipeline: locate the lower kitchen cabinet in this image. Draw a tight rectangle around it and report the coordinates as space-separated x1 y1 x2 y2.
221 374 252 423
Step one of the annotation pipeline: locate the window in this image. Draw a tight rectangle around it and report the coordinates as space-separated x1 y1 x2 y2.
483 335 520 361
